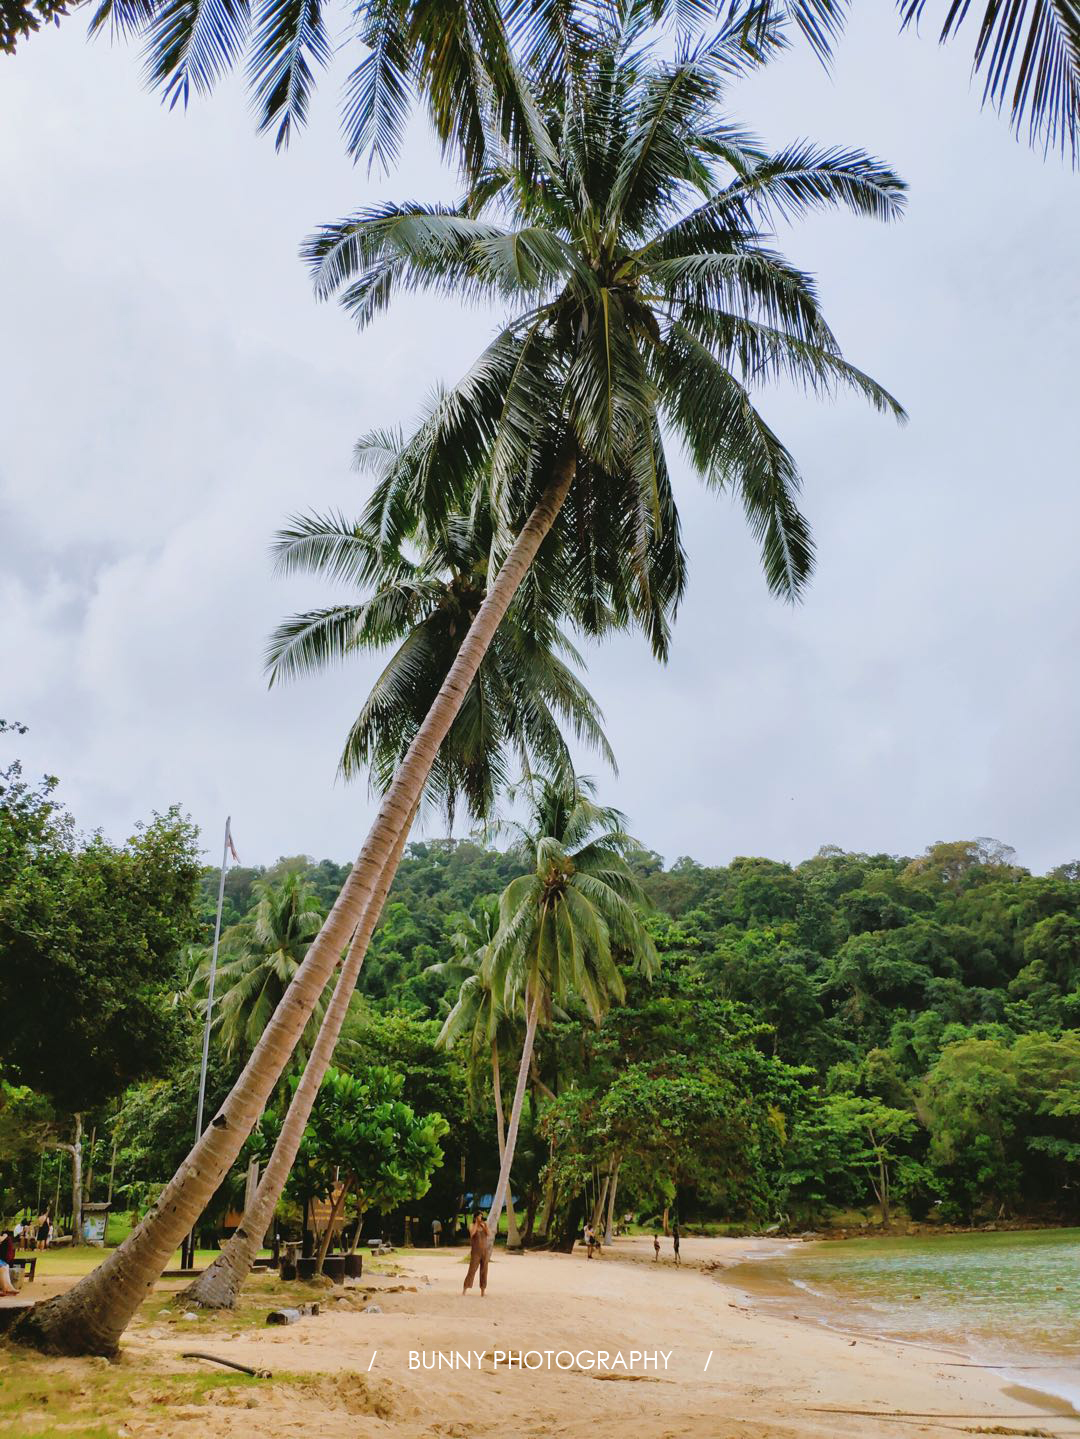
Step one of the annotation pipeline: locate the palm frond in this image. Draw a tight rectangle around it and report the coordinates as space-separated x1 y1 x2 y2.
246 0 330 149
654 322 814 598
340 0 413 170
143 0 251 107
899 0 1080 160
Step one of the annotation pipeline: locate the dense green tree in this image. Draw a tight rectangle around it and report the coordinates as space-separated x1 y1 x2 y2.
281 1066 448 1270
0 755 199 1114
919 1038 1024 1220
784 1092 925 1222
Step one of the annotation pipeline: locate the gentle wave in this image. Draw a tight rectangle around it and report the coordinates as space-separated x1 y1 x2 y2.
719 1228 1080 1408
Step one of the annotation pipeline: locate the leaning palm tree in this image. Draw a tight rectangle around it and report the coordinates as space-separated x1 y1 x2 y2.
10 34 903 1355
180 491 623 1308
482 776 658 1244
207 872 327 1064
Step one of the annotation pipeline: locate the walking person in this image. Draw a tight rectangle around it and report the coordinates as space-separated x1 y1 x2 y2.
672 1225 681 1267
462 1213 490 1296
653 1232 661 1261
584 1222 596 1259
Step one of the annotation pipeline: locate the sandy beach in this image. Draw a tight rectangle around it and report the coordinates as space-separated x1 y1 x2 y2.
7 1235 1078 1439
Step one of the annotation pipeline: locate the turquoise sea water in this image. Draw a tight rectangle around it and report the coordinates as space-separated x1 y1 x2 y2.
725 1229 1080 1404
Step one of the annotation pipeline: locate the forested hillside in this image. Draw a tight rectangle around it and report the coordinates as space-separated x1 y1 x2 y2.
4 728 1077 1245
188 834 1080 1236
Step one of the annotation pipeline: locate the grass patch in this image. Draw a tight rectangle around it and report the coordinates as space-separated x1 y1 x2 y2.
130 1268 378 1335
25 1246 236 1282
0 1347 266 1437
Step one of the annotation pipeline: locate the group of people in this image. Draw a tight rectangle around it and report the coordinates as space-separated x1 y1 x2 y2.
583 1219 682 1263
0 1211 51 1298
11 1212 51 1250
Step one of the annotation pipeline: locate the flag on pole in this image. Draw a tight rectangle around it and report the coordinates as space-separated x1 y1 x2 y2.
225 818 240 865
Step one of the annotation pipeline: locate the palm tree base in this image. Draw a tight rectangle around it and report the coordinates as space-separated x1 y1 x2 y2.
7 1298 118 1358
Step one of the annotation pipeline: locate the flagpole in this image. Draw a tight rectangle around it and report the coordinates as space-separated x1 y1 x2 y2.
182 816 232 1270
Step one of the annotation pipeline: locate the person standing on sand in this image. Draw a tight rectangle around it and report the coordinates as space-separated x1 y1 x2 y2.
672 1226 681 1266
584 1222 596 1259
653 1233 661 1261
432 1217 442 1248
462 1213 489 1296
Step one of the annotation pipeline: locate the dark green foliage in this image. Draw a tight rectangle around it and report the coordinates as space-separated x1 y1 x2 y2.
185 831 1080 1229
199 839 526 1008
0 745 200 1115
7 716 1078 1235
1 0 68 53
281 1065 448 1229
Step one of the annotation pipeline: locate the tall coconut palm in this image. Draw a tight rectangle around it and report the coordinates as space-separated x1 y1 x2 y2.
482 776 658 1243
10 36 902 1356
433 900 526 1244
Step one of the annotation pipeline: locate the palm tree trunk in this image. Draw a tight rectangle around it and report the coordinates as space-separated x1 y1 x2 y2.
590 1170 609 1234
71 1115 83 1246
603 1159 620 1246
12 451 577 1356
491 1043 522 1249
180 809 416 1309
485 986 542 1253
536 1176 555 1238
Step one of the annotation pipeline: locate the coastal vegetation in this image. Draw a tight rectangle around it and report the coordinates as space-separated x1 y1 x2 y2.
5 723 1079 1275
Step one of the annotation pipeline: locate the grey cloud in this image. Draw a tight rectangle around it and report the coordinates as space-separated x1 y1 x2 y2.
2 8 1078 873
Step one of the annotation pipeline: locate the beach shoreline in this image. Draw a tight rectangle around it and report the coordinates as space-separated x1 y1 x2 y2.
6 1234 1075 1438
708 1228 1080 1412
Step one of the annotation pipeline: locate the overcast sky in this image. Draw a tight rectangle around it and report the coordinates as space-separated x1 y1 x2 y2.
2 9 1078 875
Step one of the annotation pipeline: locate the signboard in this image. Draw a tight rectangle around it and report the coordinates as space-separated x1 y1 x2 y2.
310 1183 347 1231
82 1212 107 1246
